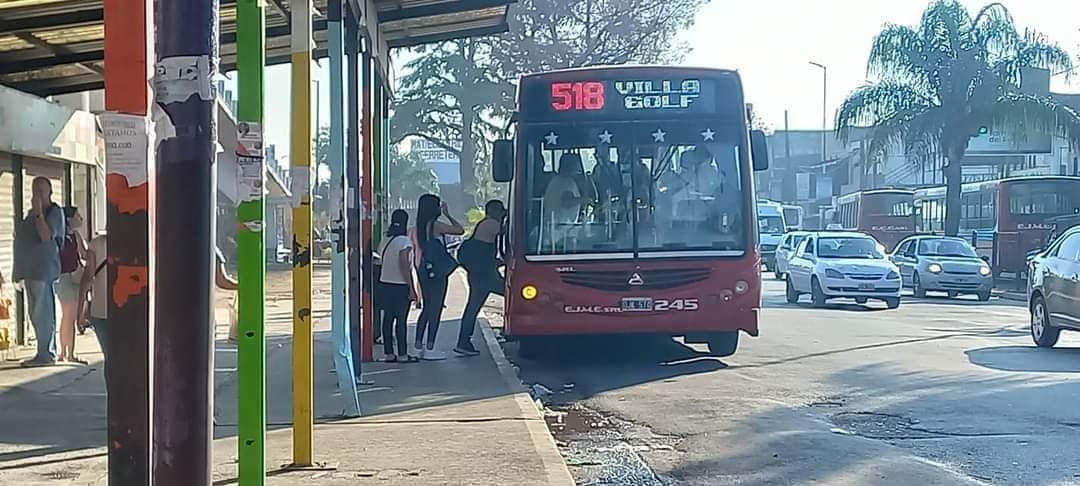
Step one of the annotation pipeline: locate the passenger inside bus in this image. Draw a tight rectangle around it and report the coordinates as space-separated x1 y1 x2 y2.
653 146 729 245
541 153 598 250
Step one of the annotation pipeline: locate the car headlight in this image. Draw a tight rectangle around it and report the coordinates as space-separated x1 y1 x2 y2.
979 265 992 276
824 268 844 279
887 270 899 280
927 263 943 274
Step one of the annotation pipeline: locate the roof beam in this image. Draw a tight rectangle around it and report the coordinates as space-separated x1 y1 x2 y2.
14 32 104 76
0 50 102 74
0 8 103 35
377 0 509 22
385 22 506 48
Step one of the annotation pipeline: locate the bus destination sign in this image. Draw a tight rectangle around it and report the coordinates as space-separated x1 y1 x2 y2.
526 74 734 119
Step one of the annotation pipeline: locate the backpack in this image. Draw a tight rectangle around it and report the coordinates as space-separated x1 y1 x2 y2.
60 233 81 274
420 223 458 281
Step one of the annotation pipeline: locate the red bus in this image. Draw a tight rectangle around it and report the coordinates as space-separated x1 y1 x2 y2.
489 66 770 356
834 189 916 251
914 176 1080 279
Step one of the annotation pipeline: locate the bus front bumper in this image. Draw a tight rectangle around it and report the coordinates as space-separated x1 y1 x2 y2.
504 294 760 338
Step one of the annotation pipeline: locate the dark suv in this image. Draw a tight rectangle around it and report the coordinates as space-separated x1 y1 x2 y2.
1028 225 1080 347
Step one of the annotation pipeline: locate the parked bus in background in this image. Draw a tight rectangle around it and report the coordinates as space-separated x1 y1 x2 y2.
835 189 916 252
490 66 770 357
782 204 803 231
914 176 1080 280
757 200 786 272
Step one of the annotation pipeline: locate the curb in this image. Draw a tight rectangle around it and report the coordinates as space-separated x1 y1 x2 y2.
478 317 575 486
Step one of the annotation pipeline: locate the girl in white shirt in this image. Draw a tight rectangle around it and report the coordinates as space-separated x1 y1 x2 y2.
379 210 420 362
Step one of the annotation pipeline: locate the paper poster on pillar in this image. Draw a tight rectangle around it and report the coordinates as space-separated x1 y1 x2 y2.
154 55 214 104
236 122 263 157
102 112 151 187
237 156 264 204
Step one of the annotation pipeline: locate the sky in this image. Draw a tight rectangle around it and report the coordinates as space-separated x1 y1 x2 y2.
249 0 1080 159
678 0 1080 131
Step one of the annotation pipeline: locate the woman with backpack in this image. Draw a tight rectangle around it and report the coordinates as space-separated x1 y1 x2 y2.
56 206 88 364
412 194 464 360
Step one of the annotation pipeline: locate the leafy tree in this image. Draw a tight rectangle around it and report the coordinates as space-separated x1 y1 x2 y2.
387 143 439 205
392 0 707 206
836 0 1080 235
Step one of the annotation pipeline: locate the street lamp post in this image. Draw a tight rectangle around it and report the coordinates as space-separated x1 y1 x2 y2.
808 61 827 164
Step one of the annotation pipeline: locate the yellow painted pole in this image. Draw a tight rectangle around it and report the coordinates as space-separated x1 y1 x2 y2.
290 0 314 466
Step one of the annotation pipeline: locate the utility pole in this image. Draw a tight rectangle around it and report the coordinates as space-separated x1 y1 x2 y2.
290 0 316 466
236 0 267 479
808 61 827 163
102 0 153 480
152 0 218 482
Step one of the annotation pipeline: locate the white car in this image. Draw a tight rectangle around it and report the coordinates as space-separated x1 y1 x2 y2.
773 231 812 280
785 232 902 309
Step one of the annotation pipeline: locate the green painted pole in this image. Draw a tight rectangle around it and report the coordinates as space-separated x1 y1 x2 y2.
236 0 266 480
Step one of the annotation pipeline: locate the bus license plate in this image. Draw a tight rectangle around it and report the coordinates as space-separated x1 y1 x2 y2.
621 297 654 312
858 283 875 290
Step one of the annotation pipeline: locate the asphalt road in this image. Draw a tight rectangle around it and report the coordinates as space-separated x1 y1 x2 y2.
498 280 1080 486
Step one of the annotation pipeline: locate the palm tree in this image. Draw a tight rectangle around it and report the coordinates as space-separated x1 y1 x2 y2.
836 0 1080 235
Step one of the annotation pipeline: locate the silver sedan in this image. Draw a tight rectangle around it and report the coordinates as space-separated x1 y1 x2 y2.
890 236 993 301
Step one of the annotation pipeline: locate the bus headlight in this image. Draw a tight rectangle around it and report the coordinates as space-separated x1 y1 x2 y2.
734 280 750 294
928 263 943 274
521 285 539 300
979 265 992 276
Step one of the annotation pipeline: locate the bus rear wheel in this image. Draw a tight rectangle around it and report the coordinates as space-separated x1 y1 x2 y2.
707 332 739 357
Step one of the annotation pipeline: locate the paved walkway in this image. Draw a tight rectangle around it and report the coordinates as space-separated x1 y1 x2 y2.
0 269 572 485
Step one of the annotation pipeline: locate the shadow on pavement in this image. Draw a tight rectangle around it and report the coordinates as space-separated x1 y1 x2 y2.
504 333 726 405
966 345 1080 373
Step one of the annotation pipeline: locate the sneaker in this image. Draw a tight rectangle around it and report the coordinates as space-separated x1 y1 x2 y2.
453 345 480 357
20 357 55 368
422 350 448 361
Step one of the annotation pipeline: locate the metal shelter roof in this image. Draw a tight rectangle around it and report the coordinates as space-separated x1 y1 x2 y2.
0 0 512 97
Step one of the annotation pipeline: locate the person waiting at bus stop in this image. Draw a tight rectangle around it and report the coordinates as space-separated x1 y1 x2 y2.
456 200 507 357
413 194 464 361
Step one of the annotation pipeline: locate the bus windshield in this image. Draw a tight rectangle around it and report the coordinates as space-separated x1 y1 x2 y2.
521 123 746 256
864 193 914 217
758 215 784 235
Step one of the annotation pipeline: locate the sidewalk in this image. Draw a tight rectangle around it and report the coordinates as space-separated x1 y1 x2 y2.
0 269 572 486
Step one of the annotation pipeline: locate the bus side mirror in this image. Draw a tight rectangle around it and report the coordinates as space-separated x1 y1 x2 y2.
493 139 514 183
750 130 769 171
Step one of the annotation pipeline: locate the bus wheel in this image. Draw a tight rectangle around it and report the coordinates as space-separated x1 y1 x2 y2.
811 278 827 308
885 297 901 309
977 291 991 302
707 332 739 357
913 272 927 298
774 270 784 281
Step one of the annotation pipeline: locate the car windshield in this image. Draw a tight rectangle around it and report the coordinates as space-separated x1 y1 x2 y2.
758 215 784 234
918 239 977 257
818 237 884 259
